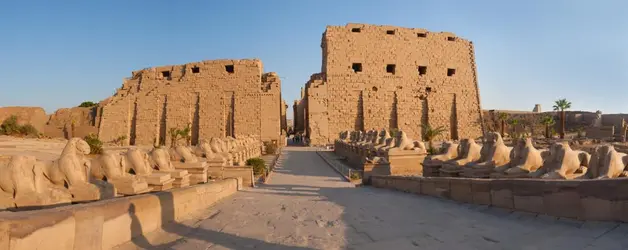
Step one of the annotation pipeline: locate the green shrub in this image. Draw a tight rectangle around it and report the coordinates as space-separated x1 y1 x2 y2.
84 133 103 154
0 115 39 137
112 135 127 146
246 157 266 176
264 142 278 155
19 124 39 137
0 115 20 135
78 101 97 107
350 171 361 180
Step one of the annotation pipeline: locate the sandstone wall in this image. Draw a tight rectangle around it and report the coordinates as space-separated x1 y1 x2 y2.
0 178 241 250
372 176 628 222
98 59 283 146
0 107 47 133
302 24 484 145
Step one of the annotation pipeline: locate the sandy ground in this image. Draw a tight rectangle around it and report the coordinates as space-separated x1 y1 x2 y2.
114 147 628 250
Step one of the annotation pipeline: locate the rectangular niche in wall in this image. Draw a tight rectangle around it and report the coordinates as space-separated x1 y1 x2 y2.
386 64 396 74
352 63 362 73
225 65 234 73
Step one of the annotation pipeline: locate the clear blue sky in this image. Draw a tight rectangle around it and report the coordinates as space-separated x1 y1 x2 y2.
1 1 627 118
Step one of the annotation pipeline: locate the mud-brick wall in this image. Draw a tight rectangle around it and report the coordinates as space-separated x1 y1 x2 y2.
372 176 628 222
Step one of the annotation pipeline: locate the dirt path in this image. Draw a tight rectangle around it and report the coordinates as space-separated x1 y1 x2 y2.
118 146 628 249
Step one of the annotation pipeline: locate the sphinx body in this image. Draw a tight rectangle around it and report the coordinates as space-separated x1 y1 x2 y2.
540 142 591 179
461 132 512 178
0 155 72 208
440 139 482 174
588 145 628 179
124 148 178 190
491 138 544 178
90 150 151 195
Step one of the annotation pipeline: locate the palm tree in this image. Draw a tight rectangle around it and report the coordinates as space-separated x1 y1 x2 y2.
422 124 447 153
508 118 520 138
540 115 555 139
497 112 509 138
553 99 572 139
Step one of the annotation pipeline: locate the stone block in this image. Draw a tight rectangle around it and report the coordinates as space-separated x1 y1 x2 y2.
420 177 436 197
72 206 104 250
450 178 473 203
543 180 582 219
471 179 492 205
490 179 514 209
396 177 421 194
432 178 451 198
511 179 545 213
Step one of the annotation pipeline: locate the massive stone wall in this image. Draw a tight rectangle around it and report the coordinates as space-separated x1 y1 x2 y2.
98 59 283 146
300 23 484 145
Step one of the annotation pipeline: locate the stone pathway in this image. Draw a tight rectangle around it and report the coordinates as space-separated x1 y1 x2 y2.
118 147 628 250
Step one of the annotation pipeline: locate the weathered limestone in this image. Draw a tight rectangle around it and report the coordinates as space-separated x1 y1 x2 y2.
90 151 152 195
0 155 72 209
490 138 544 178
588 145 628 179
148 147 192 188
298 24 484 145
123 148 177 191
540 142 591 179
42 138 115 202
439 139 482 177
168 146 209 185
98 59 284 147
461 132 512 178
384 131 428 176
422 141 459 176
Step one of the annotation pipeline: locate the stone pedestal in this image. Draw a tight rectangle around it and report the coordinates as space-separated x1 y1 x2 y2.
386 149 427 176
362 161 392 184
173 161 208 184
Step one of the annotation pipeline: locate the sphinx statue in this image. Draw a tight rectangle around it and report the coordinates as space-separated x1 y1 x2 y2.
42 138 114 202
124 148 176 190
154 146 206 184
389 131 416 151
540 142 591 179
90 151 151 195
461 132 512 178
588 145 628 179
0 155 72 208
425 141 459 163
412 140 428 154
377 136 397 157
440 139 483 174
210 137 233 165
170 145 199 163
497 138 545 177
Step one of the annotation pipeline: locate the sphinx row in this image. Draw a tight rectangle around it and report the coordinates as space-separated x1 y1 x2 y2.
334 129 428 176
0 136 262 210
424 132 628 179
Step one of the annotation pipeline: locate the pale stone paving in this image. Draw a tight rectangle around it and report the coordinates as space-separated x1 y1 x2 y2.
125 147 628 250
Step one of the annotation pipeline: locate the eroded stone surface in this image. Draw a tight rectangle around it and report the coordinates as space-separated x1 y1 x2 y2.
117 147 628 250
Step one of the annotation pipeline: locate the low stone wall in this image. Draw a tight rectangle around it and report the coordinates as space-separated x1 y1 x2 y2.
207 166 255 187
0 178 242 250
586 126 615 140
372 175 628 222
